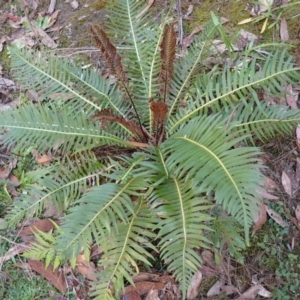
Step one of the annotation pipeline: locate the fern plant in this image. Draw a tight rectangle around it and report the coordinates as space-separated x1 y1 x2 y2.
1 0 300 298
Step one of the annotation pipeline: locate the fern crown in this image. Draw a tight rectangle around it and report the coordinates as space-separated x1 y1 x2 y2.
1 0 300 298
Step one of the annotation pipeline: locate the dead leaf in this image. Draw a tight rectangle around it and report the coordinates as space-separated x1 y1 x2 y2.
33 24 58 48
252 200 267 235
0 243 30 263
36 154 52 166
17 219 56 236
76 252 97 281
280 17 289 42
207 278 225 297
123 291 142 300
8 174 20 186
296 126 300 152
256 189 279 200
295 204 300 221
122 282 166 296
183 5 194 19
28 259 67 294
136 0 154 19
235 283 271 299
48 0 57 13
12 35 35 48
32 150 53 166
68 0 79 9
282 170 292 196
285 84 298 109
7 13 21 23
145 289 159 300
296 158 300 182
266 206 289 227
264 176 280 192
0 11 9 25
235 29 258 49
187 270 202 299
0 158 17 180
23 0 39 10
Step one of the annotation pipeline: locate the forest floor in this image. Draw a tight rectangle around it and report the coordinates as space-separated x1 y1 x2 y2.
1 0 300 299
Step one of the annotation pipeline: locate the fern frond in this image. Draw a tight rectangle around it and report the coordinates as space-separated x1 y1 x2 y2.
168 19 218 117
9 47 130 118
168 50 300 132
231 102 300 142
53 177 149 263
90 24 128 84
159 24 176 102
0 103 130 153
149 100 168 141
106 0 168 128
211 216 246 260
153 178 213 296
91 198 156 299
89 109 145 142
2 155 106 227
163 115 262 244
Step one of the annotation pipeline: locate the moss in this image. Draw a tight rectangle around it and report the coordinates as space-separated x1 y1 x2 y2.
183 0 300 47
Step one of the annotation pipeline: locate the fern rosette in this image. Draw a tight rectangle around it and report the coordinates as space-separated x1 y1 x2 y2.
1 0 300 298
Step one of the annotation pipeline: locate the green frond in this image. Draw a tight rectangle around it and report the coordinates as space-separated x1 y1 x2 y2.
0 103 130 153
91 198 157 300
168 19 218 117
53 177 149 263
23 228 63 269
168 50 300 132
231 102 300 142
211 216 246 260
2 155 106 227
153 178 213 297
106 0 168 128
162 115 262 244
9 47 130 118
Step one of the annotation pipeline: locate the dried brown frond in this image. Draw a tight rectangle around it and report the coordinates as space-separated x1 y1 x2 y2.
89 109 145 142
90 24 128 84
159 24 176 102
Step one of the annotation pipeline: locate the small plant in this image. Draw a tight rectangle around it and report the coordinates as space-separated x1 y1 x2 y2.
1 0 300 298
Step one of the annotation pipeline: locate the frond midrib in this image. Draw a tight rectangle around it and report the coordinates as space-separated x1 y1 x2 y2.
168 66 300 132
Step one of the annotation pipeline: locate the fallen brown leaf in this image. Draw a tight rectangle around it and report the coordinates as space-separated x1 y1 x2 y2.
235 283 271 299
187 270 202 299
145 289 159 300
17 219 56 236
295 204 300 221
285 84 298 109
252 200 267 235
282 170 292 196
266 206 289 227
122 282 165 296
0 243 30 263
280 17 289 42
76 252 97 281
123 291 142 300
207 278 225 297
28 259 67 294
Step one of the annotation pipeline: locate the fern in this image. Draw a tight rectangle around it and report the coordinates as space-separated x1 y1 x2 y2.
1 0 300 299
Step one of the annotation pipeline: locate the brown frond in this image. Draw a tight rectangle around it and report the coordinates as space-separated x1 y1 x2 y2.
89 109 145 142
90 24 128 84
159 24 176 102
150 100 168 142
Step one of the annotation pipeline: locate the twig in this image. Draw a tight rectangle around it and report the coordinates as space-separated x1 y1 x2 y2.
176 0 183 45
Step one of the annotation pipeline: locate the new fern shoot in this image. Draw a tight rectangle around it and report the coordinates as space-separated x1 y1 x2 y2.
1 0 300 299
